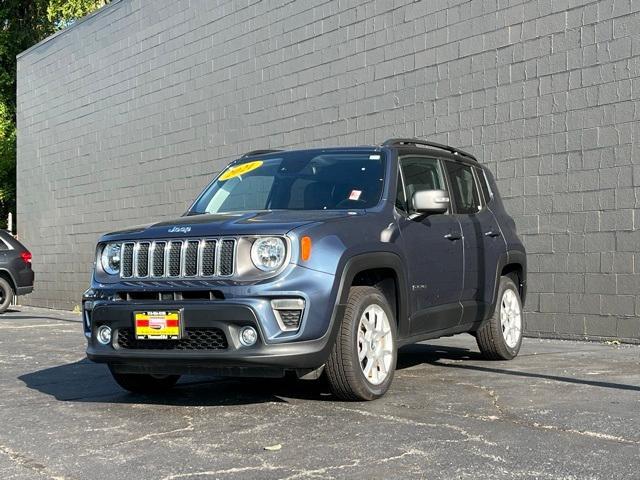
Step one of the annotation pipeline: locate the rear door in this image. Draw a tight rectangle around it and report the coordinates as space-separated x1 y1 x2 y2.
395 156 464 335
442 161 504 326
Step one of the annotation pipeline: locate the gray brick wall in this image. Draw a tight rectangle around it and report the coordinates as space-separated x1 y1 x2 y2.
16 0 640 341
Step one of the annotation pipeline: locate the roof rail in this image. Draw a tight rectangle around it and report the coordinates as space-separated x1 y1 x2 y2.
381 138 476 161
241 149 283 158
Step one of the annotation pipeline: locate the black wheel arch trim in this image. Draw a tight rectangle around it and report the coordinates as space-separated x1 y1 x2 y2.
488 250 527 319
334 252 410 337
0 268 17 292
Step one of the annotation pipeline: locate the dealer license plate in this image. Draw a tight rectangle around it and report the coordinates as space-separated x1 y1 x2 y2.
134 311 181 340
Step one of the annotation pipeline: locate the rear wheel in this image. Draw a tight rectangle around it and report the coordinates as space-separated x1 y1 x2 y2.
325 286 397 401
476 276 523 360
0 278 14 314
109 366 180 393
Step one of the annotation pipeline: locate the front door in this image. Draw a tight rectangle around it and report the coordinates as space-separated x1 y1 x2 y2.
395 156 464 335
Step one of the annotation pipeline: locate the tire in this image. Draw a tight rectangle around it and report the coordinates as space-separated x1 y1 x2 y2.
0 277 14 314
109 366 180 394
325 286 397 401
476 276 523 360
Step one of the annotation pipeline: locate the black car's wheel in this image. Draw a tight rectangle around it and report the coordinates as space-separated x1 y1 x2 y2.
325 286 397 401
0 277 14 314
109 366 180 393
476 276 523 360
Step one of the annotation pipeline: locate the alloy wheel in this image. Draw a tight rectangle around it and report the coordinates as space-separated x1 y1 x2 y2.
500 289 522 348
357 304 393 385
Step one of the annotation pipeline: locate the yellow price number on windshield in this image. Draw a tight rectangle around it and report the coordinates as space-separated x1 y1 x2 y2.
219 161 263 181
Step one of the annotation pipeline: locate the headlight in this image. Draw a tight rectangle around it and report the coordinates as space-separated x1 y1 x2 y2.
101 243 121 275
250 237 286 272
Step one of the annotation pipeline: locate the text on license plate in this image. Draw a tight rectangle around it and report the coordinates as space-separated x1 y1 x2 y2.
135 311 180 340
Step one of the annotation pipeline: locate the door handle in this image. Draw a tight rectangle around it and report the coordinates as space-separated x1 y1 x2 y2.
444 233 461 241
485 230 501 238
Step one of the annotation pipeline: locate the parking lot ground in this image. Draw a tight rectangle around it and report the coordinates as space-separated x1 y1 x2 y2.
0 306 638 479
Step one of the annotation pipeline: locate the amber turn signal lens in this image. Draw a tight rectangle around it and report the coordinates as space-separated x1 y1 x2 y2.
300 236 312 261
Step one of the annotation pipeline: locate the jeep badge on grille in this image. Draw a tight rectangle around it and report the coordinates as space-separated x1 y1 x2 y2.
168 226 191 233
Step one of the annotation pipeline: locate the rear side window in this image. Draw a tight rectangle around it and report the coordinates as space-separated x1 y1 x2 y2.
398 156 445 211
0 232 11 250
475 167 492 204
444 162 481 214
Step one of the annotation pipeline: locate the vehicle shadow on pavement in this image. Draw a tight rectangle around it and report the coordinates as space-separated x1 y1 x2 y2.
397 342 482 368
20 342 638 404
18 358 332 405
18 343 479 405
398 343 640 392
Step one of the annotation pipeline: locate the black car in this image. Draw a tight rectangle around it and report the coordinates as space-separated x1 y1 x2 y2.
0 230 34 313
84 138 526 400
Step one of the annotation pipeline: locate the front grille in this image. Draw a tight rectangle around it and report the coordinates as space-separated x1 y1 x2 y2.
120 238 236 279
116 328 228 350
117 290 225 301
168 241 182 277
136 243 150 277
219 240 235 276
152 242 166 276
201 240 216 276
184 241 199 276
122 243 134 277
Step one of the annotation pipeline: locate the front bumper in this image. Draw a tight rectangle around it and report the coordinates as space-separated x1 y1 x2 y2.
86 301 344 376
84 265 343 377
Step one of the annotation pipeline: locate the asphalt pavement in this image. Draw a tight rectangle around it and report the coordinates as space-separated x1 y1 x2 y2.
0 306 638 479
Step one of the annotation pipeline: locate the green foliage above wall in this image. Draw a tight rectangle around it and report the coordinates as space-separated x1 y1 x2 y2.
0 0 109 229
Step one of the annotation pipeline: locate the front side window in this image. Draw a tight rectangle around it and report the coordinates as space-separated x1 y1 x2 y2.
190 152 385 214
398 156 445 211
444 162 481 214
395 170 407 212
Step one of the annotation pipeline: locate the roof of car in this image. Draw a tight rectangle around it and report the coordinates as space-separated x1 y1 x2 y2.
241 146 381 158
240 139 480 165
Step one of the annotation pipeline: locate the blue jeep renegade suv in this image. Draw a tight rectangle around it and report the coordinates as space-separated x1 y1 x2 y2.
84 138 526 400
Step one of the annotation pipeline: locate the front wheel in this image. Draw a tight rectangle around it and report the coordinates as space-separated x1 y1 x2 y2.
109 366 180 394
325 286 397 401
476 276 523 360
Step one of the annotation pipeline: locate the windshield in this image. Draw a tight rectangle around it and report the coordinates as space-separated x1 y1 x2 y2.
189 151 385 214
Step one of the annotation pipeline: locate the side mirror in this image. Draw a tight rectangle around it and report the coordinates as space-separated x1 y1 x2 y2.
411 189 450 214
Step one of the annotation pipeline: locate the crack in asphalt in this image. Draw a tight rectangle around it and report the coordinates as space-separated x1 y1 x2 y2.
111 414 195 446
0 323 78 330
284 448 429 479
458 382 640 446
0 443 75 480
327 404 497 446
159 448 429 480
160 462 285 479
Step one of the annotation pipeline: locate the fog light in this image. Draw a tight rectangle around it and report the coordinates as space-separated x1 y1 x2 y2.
239 326 258 346
96 325 112 345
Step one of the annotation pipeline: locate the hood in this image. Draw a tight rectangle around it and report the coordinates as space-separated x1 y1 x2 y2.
99 210 362 242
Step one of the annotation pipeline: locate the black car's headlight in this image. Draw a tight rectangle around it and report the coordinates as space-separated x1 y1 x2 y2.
250 237 286 272
100 243 121 275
